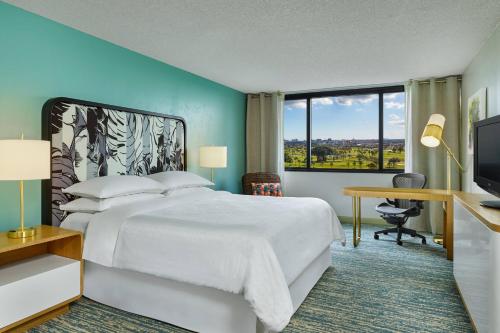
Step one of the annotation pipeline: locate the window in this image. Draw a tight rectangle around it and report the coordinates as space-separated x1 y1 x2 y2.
284 86 405 172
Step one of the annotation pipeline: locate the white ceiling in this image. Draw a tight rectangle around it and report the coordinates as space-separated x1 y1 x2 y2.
7 0 500 93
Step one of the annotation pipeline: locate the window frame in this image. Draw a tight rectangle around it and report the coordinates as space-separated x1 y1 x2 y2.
284 85 405 173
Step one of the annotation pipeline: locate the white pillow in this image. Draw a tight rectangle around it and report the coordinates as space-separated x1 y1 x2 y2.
60 193 164 213
60 212 94 233
62 175 164 199
146 171 214 192
165 186 214 197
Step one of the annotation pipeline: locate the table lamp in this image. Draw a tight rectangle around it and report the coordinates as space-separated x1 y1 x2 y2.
0 135 50 238
199 146 227 183
420 114 464 192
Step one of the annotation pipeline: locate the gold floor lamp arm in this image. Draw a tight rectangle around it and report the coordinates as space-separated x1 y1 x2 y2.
440 138 464 171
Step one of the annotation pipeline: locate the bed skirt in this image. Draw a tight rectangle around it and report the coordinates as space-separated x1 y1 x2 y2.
83 246 331 333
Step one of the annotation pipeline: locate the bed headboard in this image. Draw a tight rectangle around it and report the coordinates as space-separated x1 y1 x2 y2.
42 97 186 226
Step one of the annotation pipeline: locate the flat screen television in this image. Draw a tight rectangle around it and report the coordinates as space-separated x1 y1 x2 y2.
474 114 500 208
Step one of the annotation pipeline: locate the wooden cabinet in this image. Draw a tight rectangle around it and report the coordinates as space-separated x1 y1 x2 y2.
0 226 82 332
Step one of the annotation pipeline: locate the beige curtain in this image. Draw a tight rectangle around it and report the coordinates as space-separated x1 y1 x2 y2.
246 92 284 176
405 77 461 233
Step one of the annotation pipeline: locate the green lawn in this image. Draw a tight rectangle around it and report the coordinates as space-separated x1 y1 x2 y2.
285 146 404 170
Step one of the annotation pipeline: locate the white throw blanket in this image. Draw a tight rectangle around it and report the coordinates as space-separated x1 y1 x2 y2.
83 189 345 331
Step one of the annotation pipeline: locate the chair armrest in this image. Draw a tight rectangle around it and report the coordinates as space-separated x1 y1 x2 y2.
409 199 425 209
386 198 396 205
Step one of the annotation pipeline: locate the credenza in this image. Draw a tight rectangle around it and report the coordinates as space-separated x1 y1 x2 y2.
454 192 500 333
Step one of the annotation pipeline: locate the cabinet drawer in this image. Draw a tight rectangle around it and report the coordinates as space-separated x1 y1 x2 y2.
0 254 80 329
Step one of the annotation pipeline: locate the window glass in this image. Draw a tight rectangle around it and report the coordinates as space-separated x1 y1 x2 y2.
311 94 379 169
383 92 405 170
284 99 307 168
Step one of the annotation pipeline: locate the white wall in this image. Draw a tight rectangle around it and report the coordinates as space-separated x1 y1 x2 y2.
461 24 500 193
284 171 394 219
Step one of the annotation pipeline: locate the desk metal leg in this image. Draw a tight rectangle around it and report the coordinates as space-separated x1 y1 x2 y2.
442 202 447 249
352 197 357 246
357 196 361 245
352 196 362 247
445 199 453 260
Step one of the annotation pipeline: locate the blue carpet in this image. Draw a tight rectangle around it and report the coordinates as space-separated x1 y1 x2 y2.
30 224 473 332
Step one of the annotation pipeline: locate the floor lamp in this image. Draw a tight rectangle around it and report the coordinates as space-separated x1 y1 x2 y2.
421 114 464 245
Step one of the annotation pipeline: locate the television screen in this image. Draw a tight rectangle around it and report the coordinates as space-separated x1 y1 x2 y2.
475 115 500 197
477 123 500 183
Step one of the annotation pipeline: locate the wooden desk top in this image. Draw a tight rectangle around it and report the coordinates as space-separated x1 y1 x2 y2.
0 225 81 254
454 192 500 232
343 186 453 201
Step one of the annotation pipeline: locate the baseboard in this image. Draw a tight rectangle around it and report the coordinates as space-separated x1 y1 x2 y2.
338 216 389 226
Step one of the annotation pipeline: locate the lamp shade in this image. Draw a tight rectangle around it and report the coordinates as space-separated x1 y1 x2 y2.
421 114 446 148
0 140 50 180
199 146 227 168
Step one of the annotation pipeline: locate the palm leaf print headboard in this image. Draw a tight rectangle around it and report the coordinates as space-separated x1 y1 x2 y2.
42 97 186 226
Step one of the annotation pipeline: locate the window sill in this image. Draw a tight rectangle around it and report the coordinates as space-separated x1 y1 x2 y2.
284 168 404 174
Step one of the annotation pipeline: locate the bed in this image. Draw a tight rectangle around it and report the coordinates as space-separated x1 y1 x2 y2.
42 97 345 333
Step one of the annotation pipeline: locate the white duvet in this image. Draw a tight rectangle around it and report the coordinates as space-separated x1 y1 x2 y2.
83 188 345 331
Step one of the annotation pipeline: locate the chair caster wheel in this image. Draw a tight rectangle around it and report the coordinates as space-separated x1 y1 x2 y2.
374 234 379 240
422 239 427 245
397 240 403 246
383 232 388 235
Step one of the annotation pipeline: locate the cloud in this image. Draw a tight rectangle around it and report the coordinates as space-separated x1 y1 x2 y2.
312 97 333 105
385 130 405 139
285 100 307 110
334 94 377 106
384 101 404 109
388 113 405 127
384 93 399 100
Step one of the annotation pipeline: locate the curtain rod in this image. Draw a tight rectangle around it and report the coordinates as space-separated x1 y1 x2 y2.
247 92 283 98
249 77 462 96
414 76 462 84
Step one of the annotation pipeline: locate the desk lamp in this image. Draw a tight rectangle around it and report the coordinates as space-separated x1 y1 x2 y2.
199 146 227 183
0 135 50 238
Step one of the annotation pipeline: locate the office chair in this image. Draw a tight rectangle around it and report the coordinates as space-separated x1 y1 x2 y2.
374 173 427 246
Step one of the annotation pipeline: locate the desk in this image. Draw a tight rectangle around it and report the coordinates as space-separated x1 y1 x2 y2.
343 187 454 260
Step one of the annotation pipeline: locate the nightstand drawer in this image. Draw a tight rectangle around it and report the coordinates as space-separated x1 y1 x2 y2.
0 254 80 329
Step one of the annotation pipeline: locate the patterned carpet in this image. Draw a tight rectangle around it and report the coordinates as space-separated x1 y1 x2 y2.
30 224 473 333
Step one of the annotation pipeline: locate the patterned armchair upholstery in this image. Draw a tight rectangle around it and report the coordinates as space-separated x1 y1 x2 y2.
242 172 281 195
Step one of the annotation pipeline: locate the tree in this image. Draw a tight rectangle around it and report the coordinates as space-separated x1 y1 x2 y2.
312 145 334 163
356 153 364 167
387 157 401 168
284 149 293 164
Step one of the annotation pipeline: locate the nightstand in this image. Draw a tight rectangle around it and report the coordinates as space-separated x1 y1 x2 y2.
0 225 82 332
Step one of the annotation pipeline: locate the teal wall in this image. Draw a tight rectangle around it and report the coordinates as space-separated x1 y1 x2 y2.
461 24 500 193
0 2 246 231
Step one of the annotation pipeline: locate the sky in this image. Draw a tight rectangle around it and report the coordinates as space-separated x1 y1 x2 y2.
284 92 405 140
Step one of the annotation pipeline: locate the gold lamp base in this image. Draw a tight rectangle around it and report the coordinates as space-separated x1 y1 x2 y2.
433 234 444 245
8 227 36 239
